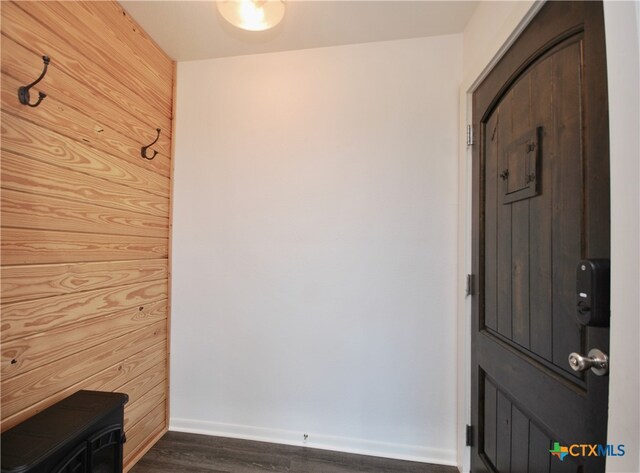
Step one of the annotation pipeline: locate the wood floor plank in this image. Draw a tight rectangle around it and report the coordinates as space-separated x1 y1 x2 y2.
129 432 458 473
132 458 227 473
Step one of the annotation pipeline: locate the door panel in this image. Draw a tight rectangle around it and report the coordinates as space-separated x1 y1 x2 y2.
471 2 610 472
486 38 586 378
481 374 577 473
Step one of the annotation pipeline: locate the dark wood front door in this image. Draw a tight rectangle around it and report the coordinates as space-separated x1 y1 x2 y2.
471 2 610 472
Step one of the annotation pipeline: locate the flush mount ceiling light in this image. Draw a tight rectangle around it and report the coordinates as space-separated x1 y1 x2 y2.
217 0 286 32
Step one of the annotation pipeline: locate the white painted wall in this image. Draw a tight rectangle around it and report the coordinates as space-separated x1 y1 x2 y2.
457 1 640 472
171 35 462 465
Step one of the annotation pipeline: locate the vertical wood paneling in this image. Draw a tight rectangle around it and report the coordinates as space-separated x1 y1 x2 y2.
497 93 513 339
483 379 498 468
529 56 554 362
0 2 173 469
484 112 499 332
495 391 512 472
510 406 530 473
551 43 584 370
528 422 551 473
550 452 579 473
510 77 532 350
482 41 588 370
484 383 578 473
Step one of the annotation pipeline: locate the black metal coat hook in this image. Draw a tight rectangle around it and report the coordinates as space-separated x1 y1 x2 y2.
18 56 50 108
141 128 161 160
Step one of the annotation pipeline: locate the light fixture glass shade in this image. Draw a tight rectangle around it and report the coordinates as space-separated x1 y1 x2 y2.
217 0 286 32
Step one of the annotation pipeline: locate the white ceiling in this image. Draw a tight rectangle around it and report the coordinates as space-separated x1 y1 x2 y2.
120 1 478 61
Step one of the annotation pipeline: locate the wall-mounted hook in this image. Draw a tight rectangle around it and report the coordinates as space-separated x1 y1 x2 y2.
18 56 50 108
141 128 161 160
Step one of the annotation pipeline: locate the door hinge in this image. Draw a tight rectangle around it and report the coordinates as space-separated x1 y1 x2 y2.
465 274 475 297
466 424 473 447
466 124 474 146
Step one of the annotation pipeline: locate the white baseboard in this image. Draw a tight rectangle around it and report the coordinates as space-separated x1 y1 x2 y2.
169 417 457 467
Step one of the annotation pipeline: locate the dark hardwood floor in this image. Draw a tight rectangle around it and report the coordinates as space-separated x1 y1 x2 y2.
130 431 458 473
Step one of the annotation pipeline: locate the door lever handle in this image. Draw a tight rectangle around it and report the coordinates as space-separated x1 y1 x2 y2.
568 349 608 376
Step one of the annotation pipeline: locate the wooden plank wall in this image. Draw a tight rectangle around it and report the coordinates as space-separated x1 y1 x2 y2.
0 1 174 469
